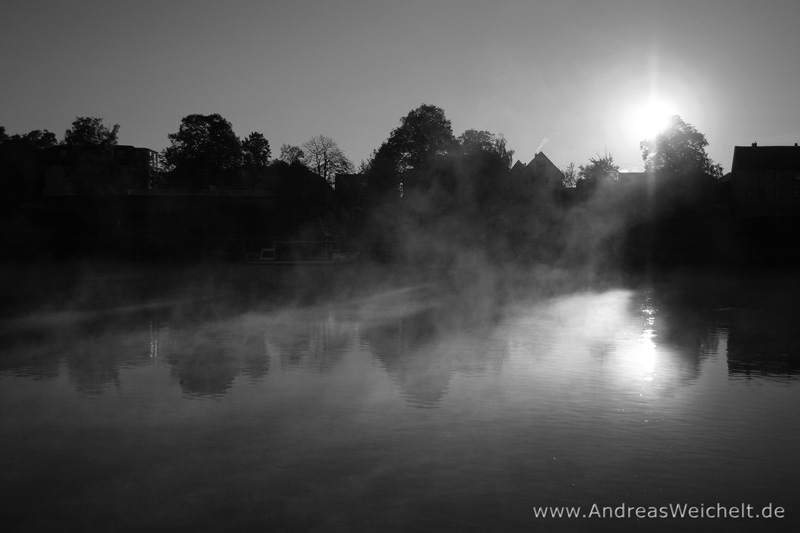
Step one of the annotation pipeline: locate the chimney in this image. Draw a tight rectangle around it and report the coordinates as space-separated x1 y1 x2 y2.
752 142 757 147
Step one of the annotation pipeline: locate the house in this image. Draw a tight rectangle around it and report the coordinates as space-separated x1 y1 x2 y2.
730 143 800 217
510 151 564 193
43 144 158 195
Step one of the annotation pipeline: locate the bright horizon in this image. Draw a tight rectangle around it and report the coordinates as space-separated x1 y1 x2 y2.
3 0 800 173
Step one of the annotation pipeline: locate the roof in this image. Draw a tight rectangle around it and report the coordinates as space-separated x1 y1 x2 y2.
732 145 800 171
528 151 557 170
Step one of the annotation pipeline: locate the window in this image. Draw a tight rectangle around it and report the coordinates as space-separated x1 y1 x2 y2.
793 189 800 198
776 171 783 180
775 189 783 198
795 172 800 182
757 188 766 199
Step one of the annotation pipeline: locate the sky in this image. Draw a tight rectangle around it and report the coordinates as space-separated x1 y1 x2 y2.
2 0 800 173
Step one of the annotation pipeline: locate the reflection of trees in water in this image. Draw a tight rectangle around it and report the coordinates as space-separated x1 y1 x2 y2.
62 319 154 395
628 277 800 383
725 308 800 378
0 330 61 380
363 307 510 408
241 334 270 381
166 330 240 397
1 304 359 397
156 319 271 397
641 273 800 380
66 340 123 395
630 289 719 383
157 308 357 395
0 264 361 396
0 317 152 395
266 310 353 372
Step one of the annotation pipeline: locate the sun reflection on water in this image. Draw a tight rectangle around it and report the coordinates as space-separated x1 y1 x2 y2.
637 328 657 380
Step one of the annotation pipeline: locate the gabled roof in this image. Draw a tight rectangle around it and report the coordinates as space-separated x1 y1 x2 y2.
510 160 526 176
528 151 555 168
732 145 800 171
509 151 564 184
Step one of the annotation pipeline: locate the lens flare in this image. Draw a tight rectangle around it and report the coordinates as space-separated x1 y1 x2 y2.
625 98 677 141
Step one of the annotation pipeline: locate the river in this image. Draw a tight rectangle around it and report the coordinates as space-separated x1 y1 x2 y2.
1 264 798 532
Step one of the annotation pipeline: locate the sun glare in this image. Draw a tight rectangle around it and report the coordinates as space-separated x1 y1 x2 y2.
625 98 677 141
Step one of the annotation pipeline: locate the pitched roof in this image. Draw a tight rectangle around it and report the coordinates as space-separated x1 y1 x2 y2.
510 160 526 175
732 145 800 171
528 151 557 170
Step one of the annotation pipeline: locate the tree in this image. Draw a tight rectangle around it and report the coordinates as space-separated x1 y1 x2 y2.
242 132 271 169
579 152 619 182
277 144 304 165
63 117 119 147
562 162 578 188
301 134 354 186
0 128 58 201
458 129 514 169
163 113 242 188
385 104 455 172
2 129 57 150
640 115 722 178
366 104 456 196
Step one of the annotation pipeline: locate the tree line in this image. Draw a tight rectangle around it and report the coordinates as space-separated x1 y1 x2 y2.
1 105 732 270
1 105 722 194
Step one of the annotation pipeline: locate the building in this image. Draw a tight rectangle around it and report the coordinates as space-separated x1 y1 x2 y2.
510 151 564 192
43 144 159 195
730 143 800 217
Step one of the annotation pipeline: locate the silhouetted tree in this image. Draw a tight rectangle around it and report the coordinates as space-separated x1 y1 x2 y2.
458 129 514 169
562 162 578 188
384 104 455 172
277 143 304 165
578 152 619 187
640 115 722 178
301 134 354 186
365 104 456 196
242 132 271 169
0 128 58 202
63 117 119 148
163 113 242 189
2 129 57 150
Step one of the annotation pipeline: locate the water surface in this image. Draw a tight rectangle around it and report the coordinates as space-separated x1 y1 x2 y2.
1 265 798 532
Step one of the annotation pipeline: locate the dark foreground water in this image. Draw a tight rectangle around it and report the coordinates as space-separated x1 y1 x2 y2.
1 264 799 532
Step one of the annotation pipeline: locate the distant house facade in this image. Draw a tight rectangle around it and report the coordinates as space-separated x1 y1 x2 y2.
730 143 800 217
43 144 159 195
510 152 564 193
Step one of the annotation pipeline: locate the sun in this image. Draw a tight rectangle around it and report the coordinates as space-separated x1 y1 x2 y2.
625 97 677 141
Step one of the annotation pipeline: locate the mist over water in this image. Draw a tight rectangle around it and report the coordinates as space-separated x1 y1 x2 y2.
1 262 799 532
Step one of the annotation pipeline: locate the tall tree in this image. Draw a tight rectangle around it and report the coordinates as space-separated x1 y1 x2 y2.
579 152 619 182
163 113 242 188
366 104 456 195
385 104 455 172
458 129 515 169
63 117 119 147
277 144 304 165
640 115 722 178
242 132 271 169
562 162 578 188
301 134 354 186
2 129 57 150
